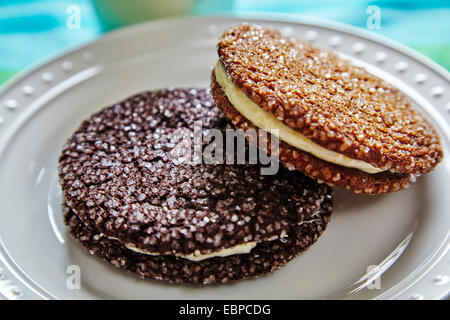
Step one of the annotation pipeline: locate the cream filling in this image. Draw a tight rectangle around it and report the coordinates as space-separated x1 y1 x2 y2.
124 241 258 262
104 233 257 262
214 61 384 174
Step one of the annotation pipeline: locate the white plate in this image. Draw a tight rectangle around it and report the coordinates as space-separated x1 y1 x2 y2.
0 16 449 300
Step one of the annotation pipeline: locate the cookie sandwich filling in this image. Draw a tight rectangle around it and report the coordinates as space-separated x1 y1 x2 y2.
102 232 259 262
71 207 260 262
124 241 258 262
214 61 384 174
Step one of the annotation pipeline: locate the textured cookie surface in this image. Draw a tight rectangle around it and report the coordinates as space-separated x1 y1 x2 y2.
59 88 333 256
64 201 332 284
217 24 442 174
211 74 415 194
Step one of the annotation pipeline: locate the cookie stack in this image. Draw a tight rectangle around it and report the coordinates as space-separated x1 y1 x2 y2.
59 24 442 285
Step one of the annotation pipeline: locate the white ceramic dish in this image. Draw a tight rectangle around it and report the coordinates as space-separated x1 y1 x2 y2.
0 16 448 300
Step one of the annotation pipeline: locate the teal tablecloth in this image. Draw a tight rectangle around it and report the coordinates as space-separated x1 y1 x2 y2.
0 0 449 86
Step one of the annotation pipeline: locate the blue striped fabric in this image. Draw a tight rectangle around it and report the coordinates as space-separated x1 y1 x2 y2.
0 0 448 78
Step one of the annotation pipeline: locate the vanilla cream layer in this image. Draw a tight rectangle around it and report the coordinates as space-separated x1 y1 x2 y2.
104 232 257 262
124 241 258 262
214 61 384 174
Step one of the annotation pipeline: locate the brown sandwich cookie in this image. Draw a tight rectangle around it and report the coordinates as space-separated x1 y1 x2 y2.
212 79 416 194
59 88 333 283
211 24 443 194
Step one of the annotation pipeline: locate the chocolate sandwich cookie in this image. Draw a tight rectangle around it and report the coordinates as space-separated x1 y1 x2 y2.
64 198 331 284
59 88 333 283
211 24 443 194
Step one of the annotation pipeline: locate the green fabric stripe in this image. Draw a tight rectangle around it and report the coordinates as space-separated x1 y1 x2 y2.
411 45 450 72
0 70 18 88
